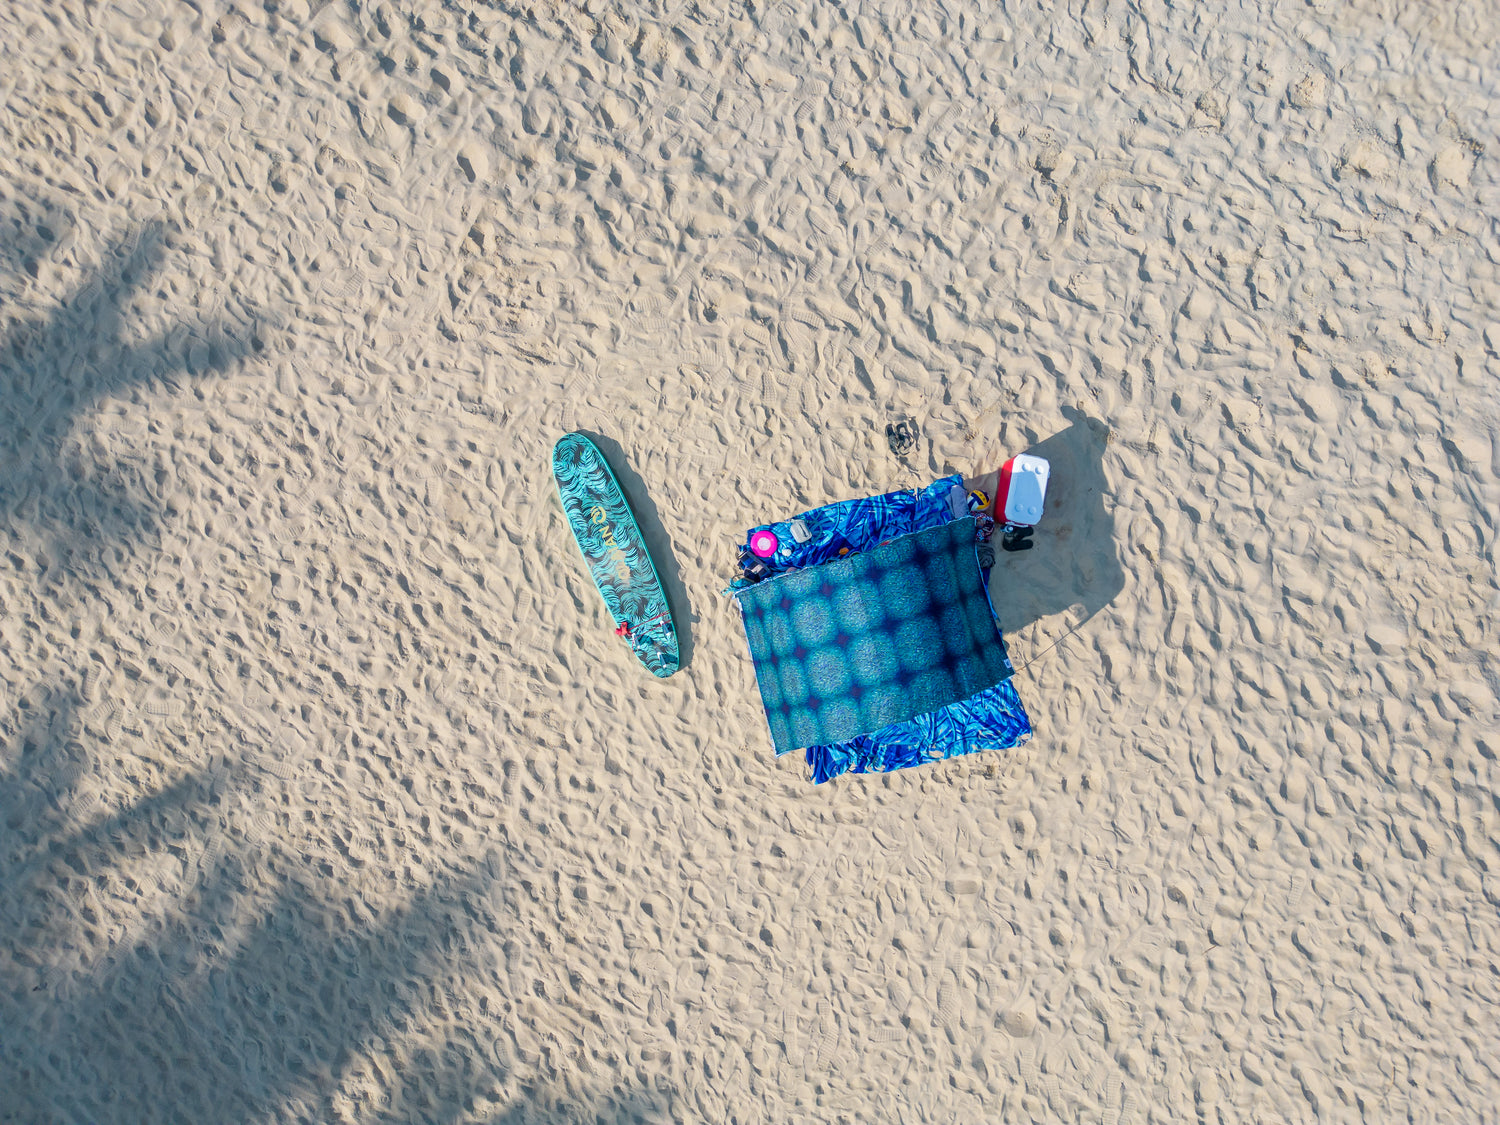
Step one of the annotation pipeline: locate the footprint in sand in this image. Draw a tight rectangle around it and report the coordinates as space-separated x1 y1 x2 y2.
887 977 913 1014
812 1001 839 1072
104 705 128 743
1042 1071 1065 1109
796 868 825 908
240 1037 266 1098
1286 870 1309 913
937 971 960 1039
1017 1041 1039 1084
946 874 983 896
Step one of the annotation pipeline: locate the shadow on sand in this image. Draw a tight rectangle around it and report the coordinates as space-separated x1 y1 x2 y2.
0 217 676 1123
0 678 678 1125
0 219 265 572
978 406 1126 637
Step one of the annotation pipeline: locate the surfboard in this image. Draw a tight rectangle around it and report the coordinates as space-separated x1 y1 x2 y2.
552 433 680 678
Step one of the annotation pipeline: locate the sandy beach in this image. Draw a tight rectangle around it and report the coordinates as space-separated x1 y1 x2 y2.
2 0 1498 1120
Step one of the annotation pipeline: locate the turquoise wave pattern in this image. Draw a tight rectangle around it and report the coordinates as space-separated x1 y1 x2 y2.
552 434 679 678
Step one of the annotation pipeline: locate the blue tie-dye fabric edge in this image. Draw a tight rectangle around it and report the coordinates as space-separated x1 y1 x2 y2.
742 474 965 574
804 679 1033 784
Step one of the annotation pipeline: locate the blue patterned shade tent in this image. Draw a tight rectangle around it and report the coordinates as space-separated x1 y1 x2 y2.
732 483 1032 783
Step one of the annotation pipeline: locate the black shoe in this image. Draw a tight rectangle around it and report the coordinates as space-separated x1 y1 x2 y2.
1001 524 1034 552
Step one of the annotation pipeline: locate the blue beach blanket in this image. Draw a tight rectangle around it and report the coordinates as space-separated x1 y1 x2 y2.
736 518 1016 754
733 477 1034 782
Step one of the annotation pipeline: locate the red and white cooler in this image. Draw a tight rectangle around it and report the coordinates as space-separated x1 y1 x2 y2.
996 454 1050 527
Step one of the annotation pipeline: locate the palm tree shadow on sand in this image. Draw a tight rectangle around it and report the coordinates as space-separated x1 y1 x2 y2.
0 694 677 1123
0 218 263 571
0 218 678 1124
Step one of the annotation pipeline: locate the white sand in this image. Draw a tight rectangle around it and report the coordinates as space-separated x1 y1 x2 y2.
2 0 1498 1120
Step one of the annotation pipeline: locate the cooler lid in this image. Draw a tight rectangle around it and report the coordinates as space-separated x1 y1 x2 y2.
1002 454 1050 525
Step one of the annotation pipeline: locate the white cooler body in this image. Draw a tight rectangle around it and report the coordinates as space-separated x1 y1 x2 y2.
997 454 1050 526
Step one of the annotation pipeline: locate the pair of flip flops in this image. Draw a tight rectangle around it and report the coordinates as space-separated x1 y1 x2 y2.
885 418 918 456
1001 524 1035 552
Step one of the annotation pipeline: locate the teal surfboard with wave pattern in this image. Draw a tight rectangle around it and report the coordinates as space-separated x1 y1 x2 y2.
553 433 679 678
